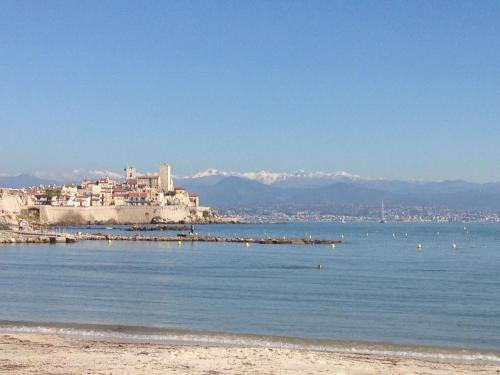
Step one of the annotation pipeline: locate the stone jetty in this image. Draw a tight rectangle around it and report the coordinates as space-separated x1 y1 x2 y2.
79 233 342 245
0 230 77 244
1 230 341 246
127 224 191 231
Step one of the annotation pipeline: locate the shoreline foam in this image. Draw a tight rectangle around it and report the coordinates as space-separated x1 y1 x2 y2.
1 320 499 366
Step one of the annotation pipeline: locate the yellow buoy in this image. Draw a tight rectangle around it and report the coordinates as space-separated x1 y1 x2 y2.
331 243 336 249
417 243 423 250
107 239 112 245
177 241 182 246
245 242 250 247
452 243 457 250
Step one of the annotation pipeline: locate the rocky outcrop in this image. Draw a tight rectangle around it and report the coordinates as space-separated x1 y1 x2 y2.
0 214 18 229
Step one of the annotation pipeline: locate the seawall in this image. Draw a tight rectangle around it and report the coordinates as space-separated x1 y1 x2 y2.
0 193 22 214
37 205 210 225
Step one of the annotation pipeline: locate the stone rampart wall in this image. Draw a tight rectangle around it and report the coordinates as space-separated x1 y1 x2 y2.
38 205 202 225
0 193 22 214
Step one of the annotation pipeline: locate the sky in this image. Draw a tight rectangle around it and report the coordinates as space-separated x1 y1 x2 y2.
0 1 499 182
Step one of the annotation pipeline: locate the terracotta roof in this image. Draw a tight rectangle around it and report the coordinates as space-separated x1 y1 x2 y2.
128 192 148 198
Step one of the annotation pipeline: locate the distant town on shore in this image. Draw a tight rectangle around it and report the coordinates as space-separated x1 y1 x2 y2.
0 163 226 226
2 164 500 225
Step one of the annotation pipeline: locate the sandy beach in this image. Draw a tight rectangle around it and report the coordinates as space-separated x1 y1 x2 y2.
0 333 498 375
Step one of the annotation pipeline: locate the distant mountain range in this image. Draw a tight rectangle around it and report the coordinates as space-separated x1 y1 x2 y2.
177 177 500 212
183 168 362 187
175 170 500 212
3 169 500 212
0 170 121 187
0 174 59 189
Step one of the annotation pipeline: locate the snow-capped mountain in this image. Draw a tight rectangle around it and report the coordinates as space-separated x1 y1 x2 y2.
182 169 363 186
20 167 364 187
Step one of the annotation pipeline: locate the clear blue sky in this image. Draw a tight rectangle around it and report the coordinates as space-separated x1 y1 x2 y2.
1 1 499 181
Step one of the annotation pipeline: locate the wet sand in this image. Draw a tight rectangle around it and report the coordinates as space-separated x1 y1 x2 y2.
0 333 498 374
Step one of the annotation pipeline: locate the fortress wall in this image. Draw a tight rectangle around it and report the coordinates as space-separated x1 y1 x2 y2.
38 205 197 225
0 193 22 214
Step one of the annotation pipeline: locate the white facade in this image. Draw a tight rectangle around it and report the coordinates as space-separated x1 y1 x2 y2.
159 163 174 192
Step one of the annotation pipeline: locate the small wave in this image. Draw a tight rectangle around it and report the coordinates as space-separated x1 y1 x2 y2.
0 322 499 365
265 265 318 270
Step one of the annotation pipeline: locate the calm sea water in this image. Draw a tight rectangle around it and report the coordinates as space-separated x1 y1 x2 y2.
1 222 499 359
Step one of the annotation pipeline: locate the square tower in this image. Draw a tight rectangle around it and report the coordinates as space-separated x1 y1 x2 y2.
159 163 174 192
124 167 136 181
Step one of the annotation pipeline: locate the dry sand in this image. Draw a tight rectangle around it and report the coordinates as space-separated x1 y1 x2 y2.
0 333 498 374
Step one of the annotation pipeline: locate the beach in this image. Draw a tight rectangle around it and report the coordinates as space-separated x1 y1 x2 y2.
1 332 498 374
1 222 499 374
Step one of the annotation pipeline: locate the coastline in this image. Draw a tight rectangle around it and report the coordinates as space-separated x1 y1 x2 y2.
2 223 499 374
1 321 500 364
1 330 499 374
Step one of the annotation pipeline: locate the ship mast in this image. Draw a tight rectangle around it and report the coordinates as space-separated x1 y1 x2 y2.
380 200 386 223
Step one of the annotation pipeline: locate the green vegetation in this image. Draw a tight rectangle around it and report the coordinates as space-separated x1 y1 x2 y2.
0 223 10 231
45 188 62 199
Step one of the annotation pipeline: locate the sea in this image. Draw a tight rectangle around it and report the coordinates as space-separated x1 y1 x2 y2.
1 222 499 364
